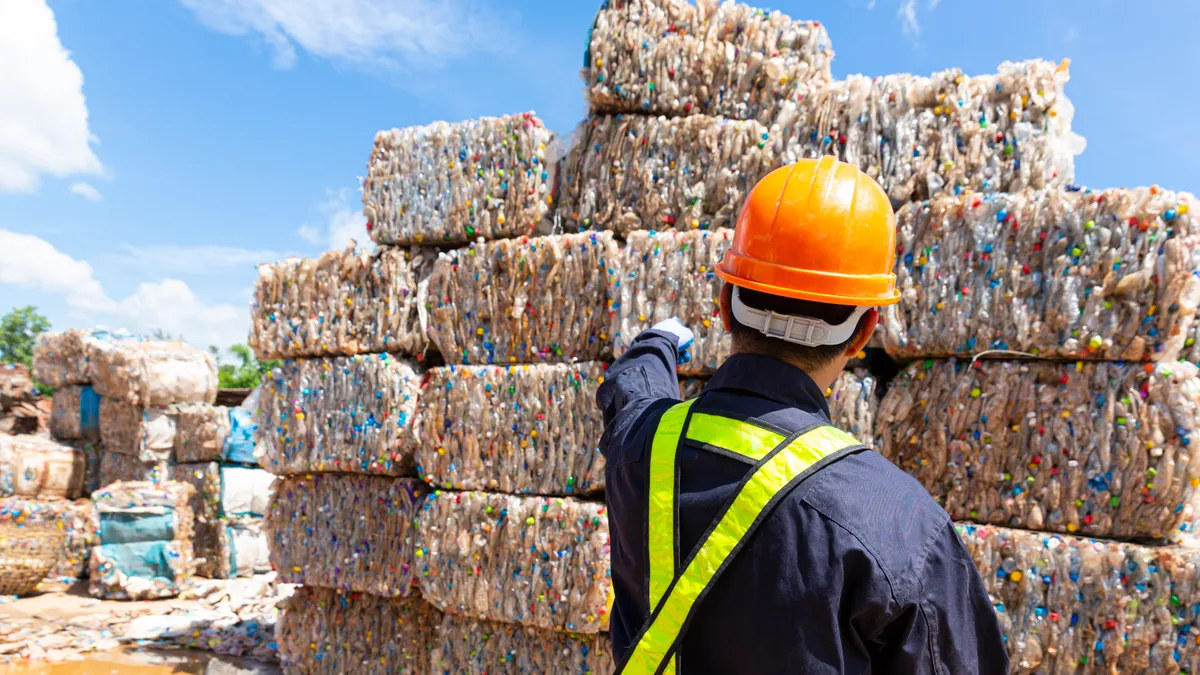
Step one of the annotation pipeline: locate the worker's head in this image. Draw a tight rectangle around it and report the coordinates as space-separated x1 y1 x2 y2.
715 157 899 384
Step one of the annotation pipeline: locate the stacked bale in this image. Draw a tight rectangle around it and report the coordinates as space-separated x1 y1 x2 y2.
882 187 1199 361
174 462 276 578
89 480 195 600
871 167 1200 669
0 362 40 435
565 0 1081 236
362 113 556 246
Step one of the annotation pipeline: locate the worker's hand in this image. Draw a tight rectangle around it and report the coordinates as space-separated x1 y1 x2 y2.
652 317 694 365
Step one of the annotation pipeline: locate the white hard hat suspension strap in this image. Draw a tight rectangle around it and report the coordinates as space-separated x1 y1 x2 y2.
730 286 870 347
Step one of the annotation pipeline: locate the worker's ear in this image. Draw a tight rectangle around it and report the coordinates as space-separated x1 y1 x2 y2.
842 308 878 358
719 283 734 331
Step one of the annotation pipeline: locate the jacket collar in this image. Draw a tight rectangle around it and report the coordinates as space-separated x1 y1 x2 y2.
704 354 831 419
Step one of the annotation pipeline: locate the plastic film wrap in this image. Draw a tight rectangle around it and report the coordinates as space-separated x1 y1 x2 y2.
278 586 440 675
266 473 424 597
250 245 434 361
779 60 1082 204
611 228 732 372
257 354 421 476
416 490 611 633
877 360 1200 540
559 116 779 235
216 515 271 579
882 187 1200 361
428 232 617 365
89 480 195 600
99 397 176 462
88 338 218 407
0 497 98 592
957 522 1200 674
584 0 833 121
431 612 614 674
49 385 101 442
0 434 86 499
363 113 556 246
32 329 92 387
174 403 231 463
417 362 607 495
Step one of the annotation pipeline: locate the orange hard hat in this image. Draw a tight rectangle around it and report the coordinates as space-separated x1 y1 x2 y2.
716 156 900 307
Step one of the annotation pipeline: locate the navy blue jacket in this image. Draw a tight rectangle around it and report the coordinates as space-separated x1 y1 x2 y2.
598 329 1010 674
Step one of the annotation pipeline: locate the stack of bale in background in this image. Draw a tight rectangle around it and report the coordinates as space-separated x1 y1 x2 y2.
0 362 46 435
873 187 1200 672
0 433 96 592
35 330 276 583
251 221 435 670
391 113 617 670
89 480 196 600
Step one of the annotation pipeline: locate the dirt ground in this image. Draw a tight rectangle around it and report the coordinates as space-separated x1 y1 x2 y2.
0 583 279 675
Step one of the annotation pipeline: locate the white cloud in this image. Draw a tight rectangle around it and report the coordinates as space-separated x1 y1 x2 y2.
898 0 920 35
298 187 371 251
69 181 102 202
0 230 248 348
117 243 287 275
179 0 510 72
296 224 322 244
0 0 104 192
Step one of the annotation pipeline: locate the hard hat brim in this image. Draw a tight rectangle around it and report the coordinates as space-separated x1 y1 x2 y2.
716 251 901 307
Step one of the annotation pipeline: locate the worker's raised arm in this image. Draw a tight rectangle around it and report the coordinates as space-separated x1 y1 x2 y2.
596 319 693 462
871 521 1011 674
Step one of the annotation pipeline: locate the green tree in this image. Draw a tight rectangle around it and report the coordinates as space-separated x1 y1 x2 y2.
210 344 279 389
0 305 51 368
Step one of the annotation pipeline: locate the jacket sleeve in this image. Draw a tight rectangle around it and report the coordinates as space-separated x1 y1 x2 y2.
596 329 682 464
872 521 1011 675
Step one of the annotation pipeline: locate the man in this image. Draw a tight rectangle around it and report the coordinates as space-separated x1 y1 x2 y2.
598 157 1009 674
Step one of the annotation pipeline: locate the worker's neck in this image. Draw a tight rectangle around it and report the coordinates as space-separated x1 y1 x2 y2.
731 348 847 392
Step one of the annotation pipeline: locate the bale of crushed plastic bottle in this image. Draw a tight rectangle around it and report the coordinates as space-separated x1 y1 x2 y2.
173 403 231 463
558 116 779 235
90 480 195 600
95 448 171 487
777 60 1082 204
49 385 101 442
32 329 93 387
882 187 1199 362
584 0 833 121
257 355 421 477
428 232 618 365
278 586 441 675
363 113 556 246
249 245 433 361
610 228 733 373
957 522 1200 674
0 435 87 500
431 612 615 674
679 378 706 400
174 462 275 578
828 370 877 444
267 473 424 597
98 398 176 463
0 496 98 592
87 337 218 407
417 362 607 495
415 490 611 634
878 360 1200 540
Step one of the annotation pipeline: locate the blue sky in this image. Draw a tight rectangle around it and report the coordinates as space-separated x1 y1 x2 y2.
1 0 1197 349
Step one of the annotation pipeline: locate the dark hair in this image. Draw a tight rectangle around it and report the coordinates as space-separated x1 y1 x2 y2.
729 286 867 371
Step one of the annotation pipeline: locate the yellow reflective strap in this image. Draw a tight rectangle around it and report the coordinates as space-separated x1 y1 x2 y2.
685 413 786 462
648 400 696 610
622 425 860 674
